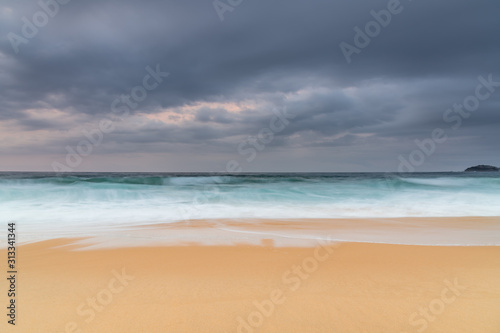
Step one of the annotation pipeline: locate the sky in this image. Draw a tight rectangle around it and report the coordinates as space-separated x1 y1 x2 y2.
0 0 499 172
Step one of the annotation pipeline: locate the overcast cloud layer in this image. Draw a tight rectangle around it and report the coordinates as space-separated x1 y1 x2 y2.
0 0 499 172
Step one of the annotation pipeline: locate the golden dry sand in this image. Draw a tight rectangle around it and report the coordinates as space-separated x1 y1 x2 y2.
1 222 500 332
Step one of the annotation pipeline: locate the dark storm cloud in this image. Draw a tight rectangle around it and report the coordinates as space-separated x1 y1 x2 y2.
0 0 499 171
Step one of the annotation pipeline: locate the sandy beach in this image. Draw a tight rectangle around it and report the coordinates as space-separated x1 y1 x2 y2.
3 0 500 330
2 219 500 333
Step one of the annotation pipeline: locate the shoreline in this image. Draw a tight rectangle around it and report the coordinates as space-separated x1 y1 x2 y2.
4 216 500 249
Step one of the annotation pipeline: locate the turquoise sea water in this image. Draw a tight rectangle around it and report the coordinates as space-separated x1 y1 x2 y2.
0 172 500 246
1 172 500 245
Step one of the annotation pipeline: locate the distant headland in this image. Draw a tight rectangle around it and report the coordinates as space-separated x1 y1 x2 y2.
465 165 499 172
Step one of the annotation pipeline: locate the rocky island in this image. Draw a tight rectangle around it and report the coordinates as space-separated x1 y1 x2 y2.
465 165 499 172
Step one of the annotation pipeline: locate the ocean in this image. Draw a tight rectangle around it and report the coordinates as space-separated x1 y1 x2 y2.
1 172 500 245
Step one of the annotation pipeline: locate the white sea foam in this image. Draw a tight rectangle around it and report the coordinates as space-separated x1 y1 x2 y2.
1 173 499 245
